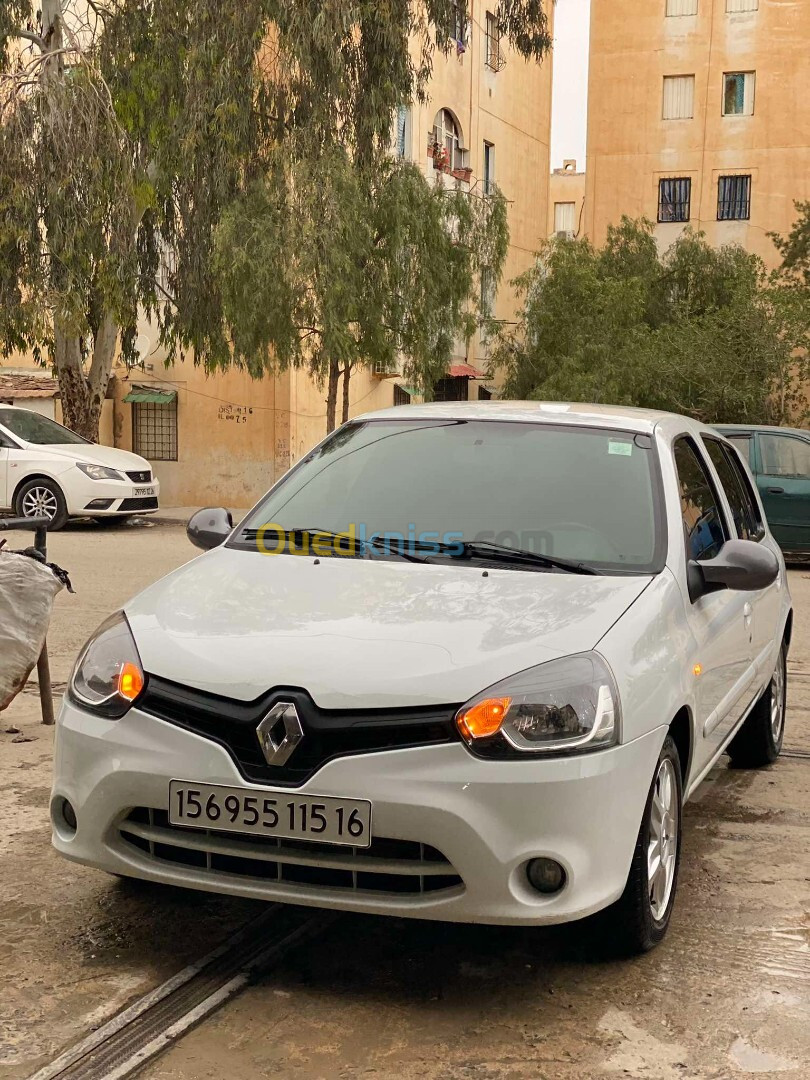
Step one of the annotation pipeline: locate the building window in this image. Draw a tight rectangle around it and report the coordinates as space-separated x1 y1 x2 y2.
663 75 695 119
433 376 469 402
395 105 409 159
132 401 178 461
451 0 466 46
717 175 752 220
726 0 758 12
485 11 502 71
478 386 493 401
393 384 411 407
430 109 465 172
658 178 692 222
480 267 496 318
554 202 577 237
723 72 755 116
666 0 698 15
483 141 495 194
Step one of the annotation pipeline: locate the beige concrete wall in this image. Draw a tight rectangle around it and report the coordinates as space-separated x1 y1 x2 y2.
584 0 810 266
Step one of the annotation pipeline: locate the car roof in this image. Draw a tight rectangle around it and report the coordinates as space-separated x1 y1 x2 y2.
356 400 714 437
714 423 809 438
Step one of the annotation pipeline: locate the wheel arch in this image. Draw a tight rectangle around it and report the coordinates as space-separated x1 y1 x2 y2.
12 472 68 512
667 706 692 789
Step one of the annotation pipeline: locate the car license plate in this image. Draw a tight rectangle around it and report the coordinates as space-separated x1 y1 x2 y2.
135 486 156 496
168 780 372 848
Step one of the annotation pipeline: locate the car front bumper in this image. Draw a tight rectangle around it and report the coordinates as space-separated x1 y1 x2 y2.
52 699 667 926
66 476 160 517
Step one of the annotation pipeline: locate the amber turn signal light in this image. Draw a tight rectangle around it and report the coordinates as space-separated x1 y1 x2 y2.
118 661 145 702
457 697 512 740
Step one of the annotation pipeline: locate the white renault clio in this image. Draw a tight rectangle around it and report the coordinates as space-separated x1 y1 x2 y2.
52 403 792 952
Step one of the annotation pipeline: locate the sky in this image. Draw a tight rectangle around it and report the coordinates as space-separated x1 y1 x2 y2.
550 0 591 170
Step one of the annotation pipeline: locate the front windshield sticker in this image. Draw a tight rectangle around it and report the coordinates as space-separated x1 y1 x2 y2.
608 441 633 457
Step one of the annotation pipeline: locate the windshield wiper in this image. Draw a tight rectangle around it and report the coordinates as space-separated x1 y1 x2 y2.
459 540 601 576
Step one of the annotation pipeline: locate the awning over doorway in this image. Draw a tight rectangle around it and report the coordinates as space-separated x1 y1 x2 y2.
123 386 177 404
447 363 485 379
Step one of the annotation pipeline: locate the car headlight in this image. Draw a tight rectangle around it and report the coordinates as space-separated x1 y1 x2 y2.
68 612 145 718
456 652 620 757
76 462 125 481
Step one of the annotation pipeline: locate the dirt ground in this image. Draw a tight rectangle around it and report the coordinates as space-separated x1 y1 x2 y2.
1 520 808 1079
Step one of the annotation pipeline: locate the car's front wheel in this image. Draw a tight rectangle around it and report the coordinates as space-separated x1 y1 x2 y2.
599 735 683 954
14 477 69 530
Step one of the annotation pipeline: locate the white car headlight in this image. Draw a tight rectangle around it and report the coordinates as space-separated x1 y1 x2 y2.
456 652 620 756
69 612 145 718
77 462 125 481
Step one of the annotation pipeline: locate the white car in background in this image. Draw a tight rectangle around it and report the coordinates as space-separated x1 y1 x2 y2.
52 403 791 953
0 405 159 529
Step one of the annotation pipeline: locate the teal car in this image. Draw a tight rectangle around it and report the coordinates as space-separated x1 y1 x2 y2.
715 425 810 559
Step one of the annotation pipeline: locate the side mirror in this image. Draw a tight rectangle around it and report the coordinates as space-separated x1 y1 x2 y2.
687 539 779 602
187 507 234 551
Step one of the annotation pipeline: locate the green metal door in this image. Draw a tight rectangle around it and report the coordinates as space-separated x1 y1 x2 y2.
753 431 810 555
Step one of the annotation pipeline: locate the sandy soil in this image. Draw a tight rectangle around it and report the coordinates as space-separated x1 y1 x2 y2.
1 523 808 1079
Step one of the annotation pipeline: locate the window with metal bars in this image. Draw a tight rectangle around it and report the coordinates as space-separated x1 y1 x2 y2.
485 12 502 71
132 401 178 461
717 175 751 220
393 385 411 407
658 178 692 222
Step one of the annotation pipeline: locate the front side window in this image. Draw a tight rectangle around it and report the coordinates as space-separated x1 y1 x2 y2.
674 438 727 562
718 175 752 220
658 178 692 222
0 408 88 445
235 421 665 574
723 72 755 116
759 433 810 479
703 438 762 541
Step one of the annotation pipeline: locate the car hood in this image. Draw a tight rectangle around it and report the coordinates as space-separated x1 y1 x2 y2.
24 442 152 472
125 547 651 709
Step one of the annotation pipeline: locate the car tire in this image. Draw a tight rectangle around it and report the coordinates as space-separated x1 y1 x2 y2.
598 735 683 955
14 477 69 531
727 642 787 769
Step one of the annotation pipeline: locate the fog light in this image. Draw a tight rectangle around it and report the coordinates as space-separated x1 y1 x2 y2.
526 857 566 895
61 799 77 832
84 498 114 511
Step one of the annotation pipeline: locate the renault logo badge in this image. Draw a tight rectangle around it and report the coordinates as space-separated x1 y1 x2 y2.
257 701 304 766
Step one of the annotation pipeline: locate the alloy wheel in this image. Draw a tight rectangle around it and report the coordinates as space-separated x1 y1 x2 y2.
770 656 785 743
21 486 58 520
647 757 679 922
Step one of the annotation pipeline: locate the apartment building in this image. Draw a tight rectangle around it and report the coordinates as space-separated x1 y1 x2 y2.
4 3 554 506
583 0 810 267
549 160 587 239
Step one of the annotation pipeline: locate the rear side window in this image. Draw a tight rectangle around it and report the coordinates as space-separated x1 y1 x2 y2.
674 438 728 562
759 433 810 479
726 435 752 464
702 438 763 542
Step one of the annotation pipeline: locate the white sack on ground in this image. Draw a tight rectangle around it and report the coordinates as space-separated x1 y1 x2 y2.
0 552 65 711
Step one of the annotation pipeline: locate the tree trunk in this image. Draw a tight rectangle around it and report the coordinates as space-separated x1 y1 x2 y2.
53 312 118 441
341 361 354 425
325 356 341 434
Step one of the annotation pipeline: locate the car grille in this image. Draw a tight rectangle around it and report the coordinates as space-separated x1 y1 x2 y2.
138 676 460 787
119 808 464 896
126 470 152 483
118 497 159 512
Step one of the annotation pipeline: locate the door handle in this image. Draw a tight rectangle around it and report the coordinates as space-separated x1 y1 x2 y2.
767 486 785 494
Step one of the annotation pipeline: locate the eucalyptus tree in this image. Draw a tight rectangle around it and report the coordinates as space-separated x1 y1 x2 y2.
0 1 551 439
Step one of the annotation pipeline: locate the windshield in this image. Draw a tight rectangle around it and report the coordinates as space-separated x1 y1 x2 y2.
0 408 89 446
235 420 664 574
